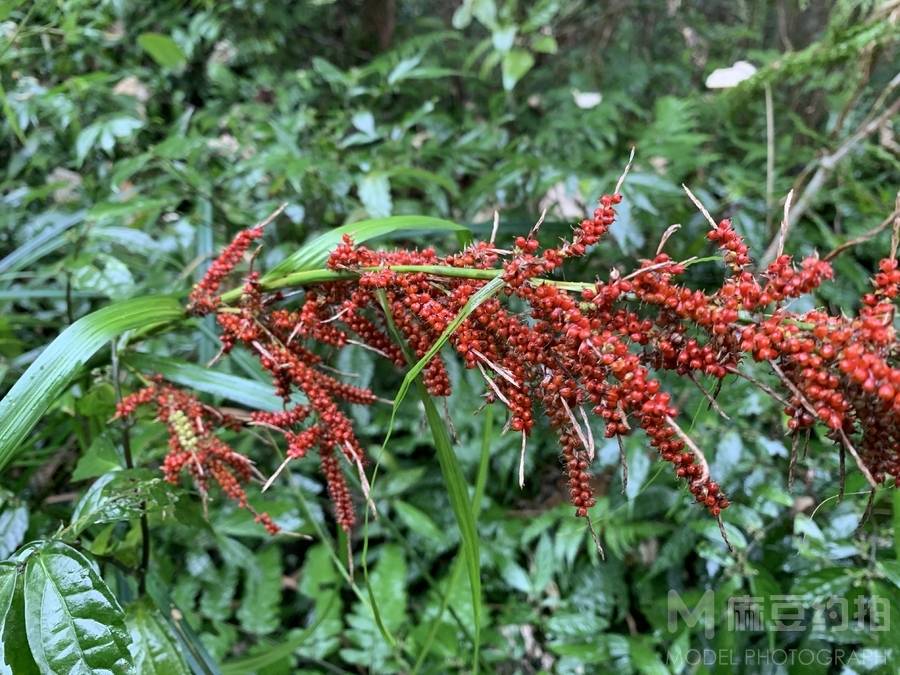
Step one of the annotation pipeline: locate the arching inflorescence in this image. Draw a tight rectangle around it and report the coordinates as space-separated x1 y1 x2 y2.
116 190 900 538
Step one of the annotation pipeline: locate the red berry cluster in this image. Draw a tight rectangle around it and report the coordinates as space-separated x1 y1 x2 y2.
122 191 898 539
114 379 279 534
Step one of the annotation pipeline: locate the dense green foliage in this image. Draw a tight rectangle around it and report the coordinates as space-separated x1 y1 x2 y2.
1 1 899 673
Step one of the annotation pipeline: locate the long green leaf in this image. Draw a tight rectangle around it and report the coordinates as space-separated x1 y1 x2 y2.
375 292 490 673
413 405 493 672
24 542 133 674
417 383 482 672
0 210 84 275
264 215 468 278
0 296 185 470
123 353 288 411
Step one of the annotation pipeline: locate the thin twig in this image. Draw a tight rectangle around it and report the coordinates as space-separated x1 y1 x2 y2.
621 257 696 282
578 406 595 461
788 432 799 490
263 456 292 492
717 515 735 553
773 189 794 261
682 184 718 230
477 362 511 407
838 428 877 489
687 373 730 421
823 198 900 262
656 223 681 256
838 443 846 502
725 366 791 408
320 306 352 324
586 517 605 561
472 349 519 388
560 396 593 462
490 210 500 245
859 487 877 530
343 442 377 520
111 340 150 594
614 146 636 195
761 93 900 266
256 202 289 230
528 208 547 239
347 338 391 359
769 361 877 488
764 83 775 232
518 431 527 489
665 415 710 486
617 435 628 493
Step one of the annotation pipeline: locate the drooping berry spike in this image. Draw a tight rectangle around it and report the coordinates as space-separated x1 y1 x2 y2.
121 191 899 539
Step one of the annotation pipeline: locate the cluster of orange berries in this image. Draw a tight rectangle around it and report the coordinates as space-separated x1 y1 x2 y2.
120 191 898 536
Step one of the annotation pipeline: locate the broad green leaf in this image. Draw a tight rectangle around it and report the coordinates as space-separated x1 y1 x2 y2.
264 215 468 278
357 173 392 218
0 295 185 471
220 593 338 675
531 34 558 54
137 33 187 69
75 123 102 165
367 545 407 630
69 469 179 537
236 546 282 635
199 564 239 622
501 49 534 90
0 562 38 675
124 353 287 411
342 545 408 669
0 1 26 24
0 503 27 559
491 26 516 52
71 436 121 481
24 542 133 675
393 500 443 542
628 637 668 675
125 598 190 675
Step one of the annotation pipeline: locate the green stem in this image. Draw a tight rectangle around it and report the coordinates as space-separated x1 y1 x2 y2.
220 255 724 304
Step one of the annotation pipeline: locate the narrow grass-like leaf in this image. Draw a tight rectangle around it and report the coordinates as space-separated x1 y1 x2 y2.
264 215 468 278
376 293 486 673
0 210 84 274
124 352 288 411
0 295 184 470
417 384 482 672
413 405 493 672
472 404 493 519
